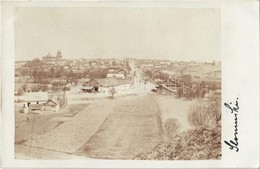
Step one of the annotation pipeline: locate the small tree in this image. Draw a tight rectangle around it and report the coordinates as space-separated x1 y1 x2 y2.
208 99 221 126
188 104 210 126
109 87 116 99
164 118 180 139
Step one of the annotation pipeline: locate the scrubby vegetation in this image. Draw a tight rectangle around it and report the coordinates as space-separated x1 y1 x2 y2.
134 98 221 160
134 125 221 160
164 118 180 139
188 104 210 126
188 99 221 127
108 87 116 99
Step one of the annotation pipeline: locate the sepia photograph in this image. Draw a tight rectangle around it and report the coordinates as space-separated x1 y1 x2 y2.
13 7 222 160
2 0 260 168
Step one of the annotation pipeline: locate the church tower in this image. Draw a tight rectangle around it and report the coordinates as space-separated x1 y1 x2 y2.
56 50 62 60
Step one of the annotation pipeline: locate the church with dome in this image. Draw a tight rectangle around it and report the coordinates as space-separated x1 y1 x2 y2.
42 50 63 64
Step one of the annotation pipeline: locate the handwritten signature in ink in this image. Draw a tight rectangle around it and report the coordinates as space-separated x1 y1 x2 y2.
224 98 239 152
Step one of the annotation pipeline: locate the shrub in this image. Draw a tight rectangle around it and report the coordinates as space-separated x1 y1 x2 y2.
164 118 180 139
184 88 194 100
208 99 221 126
188 105 210 126
109 87 116 99
188 99 221 127
133 125 221 160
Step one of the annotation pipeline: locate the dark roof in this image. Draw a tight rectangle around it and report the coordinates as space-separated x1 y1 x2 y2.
28 99 58 110
160 84 175 93
30 103 44 110
45 99 58 106
84 78 131 87
158 78 191 89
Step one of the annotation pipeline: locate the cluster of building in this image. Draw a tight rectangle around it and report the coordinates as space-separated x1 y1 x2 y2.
15 50 134 78
22 99 59 113
16 50 221 86
155 78 221 100
137 59 221 84
81 78 132 94
20 91 66 114
156 79 188 95
15 51 222 114
79 64 139 94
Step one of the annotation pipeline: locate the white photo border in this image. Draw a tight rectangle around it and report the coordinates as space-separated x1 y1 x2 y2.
1 0 259 168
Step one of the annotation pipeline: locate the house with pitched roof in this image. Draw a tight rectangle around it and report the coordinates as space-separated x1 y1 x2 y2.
107 67 129 79
43 99 60 112
82 78 131 94
156 79 190 95
26 99 60 113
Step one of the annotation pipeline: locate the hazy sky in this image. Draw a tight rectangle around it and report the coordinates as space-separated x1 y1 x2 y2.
15 7 220 61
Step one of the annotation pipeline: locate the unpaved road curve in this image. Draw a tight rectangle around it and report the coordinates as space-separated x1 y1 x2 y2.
79 95 164 159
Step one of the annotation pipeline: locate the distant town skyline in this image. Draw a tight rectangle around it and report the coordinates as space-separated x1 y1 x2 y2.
15 7 220 62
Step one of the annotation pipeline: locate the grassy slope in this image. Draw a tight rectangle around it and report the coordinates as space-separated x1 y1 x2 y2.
23 100 116 153
15 104 88 143
16 94 221 160
134 95 221 160
80 95 164 159
155 95 196 133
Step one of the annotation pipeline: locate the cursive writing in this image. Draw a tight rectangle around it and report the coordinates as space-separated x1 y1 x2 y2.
224 98 239 152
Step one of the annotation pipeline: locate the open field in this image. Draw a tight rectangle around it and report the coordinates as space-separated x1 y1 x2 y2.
79 95 163 159
155 95 196 133
16 94 206 159
23 100 114 153
15 104 88 144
